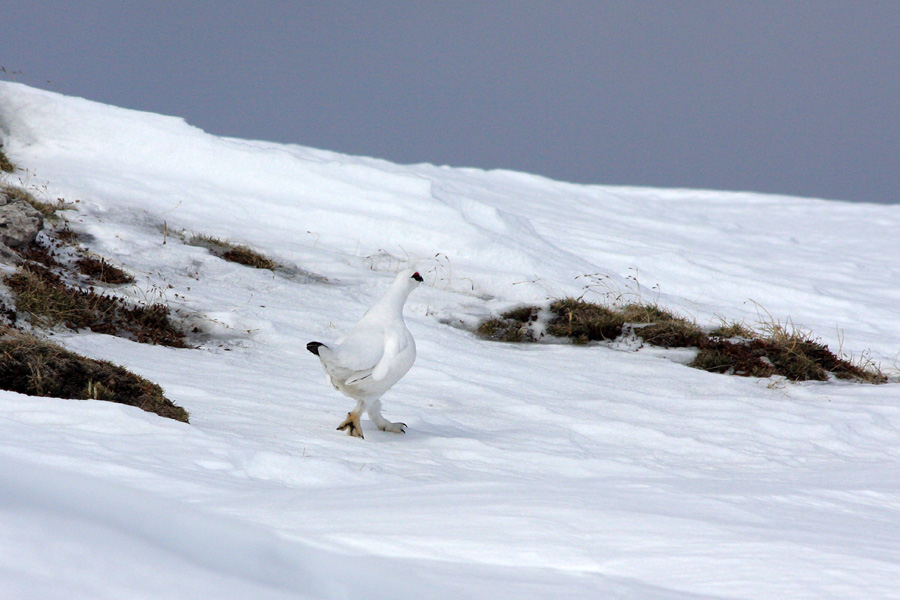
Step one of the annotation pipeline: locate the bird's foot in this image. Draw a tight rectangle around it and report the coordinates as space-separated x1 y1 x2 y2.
378 421 407 434
336 412 364 438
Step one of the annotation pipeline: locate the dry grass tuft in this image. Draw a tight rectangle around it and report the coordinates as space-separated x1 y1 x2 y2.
708 321 756 339
691 340 778 378
5 242 187 347
0 146 14 172
0 327 189 422
546 298 623 344
477 305 540 342
692 329 887 383
478 296 886 384
543 298 705 347
187 234 278 270
53 223 82 245
620 303 706 348
74 254 135 284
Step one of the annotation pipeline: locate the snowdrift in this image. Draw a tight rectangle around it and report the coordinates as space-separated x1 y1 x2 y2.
1 81 899 599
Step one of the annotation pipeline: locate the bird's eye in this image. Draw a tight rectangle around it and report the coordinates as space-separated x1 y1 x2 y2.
412 272 424 282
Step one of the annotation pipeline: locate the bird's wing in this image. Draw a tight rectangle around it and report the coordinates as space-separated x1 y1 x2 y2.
371 328 412 381
331 326 385 371
316 343 376 387
322 323 395 386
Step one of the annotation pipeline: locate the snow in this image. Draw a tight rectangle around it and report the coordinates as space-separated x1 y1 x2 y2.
1 81 900 599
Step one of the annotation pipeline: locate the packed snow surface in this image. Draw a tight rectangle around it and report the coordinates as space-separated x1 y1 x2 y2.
1 82 899 599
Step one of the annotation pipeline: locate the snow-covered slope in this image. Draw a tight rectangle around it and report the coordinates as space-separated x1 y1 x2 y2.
1 81 899 599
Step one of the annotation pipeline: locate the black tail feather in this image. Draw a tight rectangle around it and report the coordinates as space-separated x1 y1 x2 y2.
307 341 325 355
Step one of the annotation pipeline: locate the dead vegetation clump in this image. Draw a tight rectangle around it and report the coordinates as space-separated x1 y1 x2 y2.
221 245 277 269
0 327 189 422
0 174 190 421
187 234 278 270
5 239 187 347
5 263 186 347
708 321 756 340
0 145 14 172
22 219 134 285
477 305 540 342
689 340 777 378
74 254 135 284
478 297 886 384
692 327 887 383
546 298 623 344
544 298 705 347
618 303 706 348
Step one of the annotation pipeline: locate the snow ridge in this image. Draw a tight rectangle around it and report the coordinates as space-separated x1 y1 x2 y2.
1 82 900 599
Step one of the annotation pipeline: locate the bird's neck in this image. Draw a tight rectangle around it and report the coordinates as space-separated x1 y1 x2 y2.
365 283 411 320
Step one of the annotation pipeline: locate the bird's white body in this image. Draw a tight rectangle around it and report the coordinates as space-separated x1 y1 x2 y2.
308 269 422 437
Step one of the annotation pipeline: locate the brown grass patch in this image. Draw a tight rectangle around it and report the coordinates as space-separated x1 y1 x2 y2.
546 298 623 343
692 332 886 383
478 297 886 384
187 234 278 270
0 146 14 172
708 321 756 339
477 305 540 342
74 255 135 284
5 247 187 347
0 327 188 422
620 303 706 348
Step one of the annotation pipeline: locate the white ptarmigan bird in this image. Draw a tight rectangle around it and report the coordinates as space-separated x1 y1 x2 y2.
307 269 423 438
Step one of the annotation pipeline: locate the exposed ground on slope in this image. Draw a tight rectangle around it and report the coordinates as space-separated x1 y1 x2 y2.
0 326 189 422
478 298 886 384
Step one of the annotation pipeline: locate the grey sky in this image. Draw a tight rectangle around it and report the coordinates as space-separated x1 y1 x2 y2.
5 2 899 203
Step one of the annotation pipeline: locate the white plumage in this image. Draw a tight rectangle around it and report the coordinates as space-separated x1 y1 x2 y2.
307 269 423 438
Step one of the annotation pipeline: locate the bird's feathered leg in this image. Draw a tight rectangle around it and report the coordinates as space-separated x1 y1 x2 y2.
367 399 406 434
336 399 365 438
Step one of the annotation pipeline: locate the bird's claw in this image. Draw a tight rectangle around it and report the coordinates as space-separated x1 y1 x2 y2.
379 421 407 434
337 413 364 438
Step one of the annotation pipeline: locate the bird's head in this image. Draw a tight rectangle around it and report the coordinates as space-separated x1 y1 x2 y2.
393 268 424 291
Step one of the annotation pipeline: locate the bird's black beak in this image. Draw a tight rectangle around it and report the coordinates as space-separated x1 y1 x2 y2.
412 272 423 282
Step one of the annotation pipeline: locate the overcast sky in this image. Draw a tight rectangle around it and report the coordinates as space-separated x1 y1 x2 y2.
5 2 899 203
